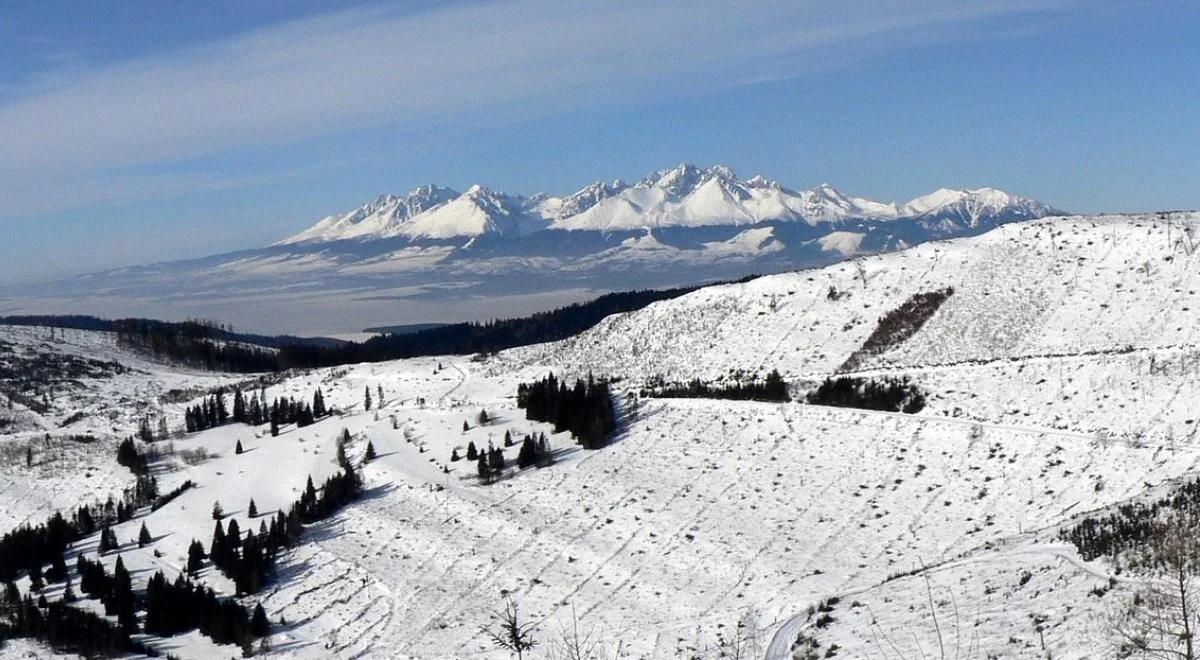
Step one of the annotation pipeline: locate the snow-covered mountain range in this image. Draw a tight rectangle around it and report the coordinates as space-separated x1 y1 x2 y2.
280 164 1058 244
1 164 1061 336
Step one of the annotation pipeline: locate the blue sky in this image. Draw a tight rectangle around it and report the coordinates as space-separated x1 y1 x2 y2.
1 0 1196 282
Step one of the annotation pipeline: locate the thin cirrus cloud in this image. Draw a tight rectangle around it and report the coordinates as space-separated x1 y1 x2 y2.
0 0 1081 216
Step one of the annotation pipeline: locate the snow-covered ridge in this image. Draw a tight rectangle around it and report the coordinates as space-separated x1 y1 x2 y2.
277 164 1061 244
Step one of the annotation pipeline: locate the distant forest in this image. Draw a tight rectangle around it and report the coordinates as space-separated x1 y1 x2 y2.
0 281 744 372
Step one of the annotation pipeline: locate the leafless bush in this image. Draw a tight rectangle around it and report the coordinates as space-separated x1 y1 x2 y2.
179 446 216 465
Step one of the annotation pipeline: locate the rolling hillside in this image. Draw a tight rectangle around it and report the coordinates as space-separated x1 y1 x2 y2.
2 212 1199 658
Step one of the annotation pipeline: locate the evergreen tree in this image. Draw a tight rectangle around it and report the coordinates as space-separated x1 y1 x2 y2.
138 522 152 548
364 440 376 462
226 519 242 548
462 420 470 433
466 441 478 461
112 556 136 633
25 445 32 468
478 409 489 426
98 524 117 554
235 439 244 455
364 386 372 411
251 603 270 637
248 498 258 518
47 551 68 583
210 520 227 565
489 447 504 475
233 388 246 423
187 539 206 575
477 455 490 484
28 564 43 592
450 448 460 462
313 388 326 418
212 500 224 520
336 430 350 470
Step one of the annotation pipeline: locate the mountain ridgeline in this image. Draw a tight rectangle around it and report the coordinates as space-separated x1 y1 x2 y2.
1 163 1063 337
1 285 713 372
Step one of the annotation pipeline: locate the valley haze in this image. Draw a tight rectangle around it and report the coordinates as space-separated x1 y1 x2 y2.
1 164 1060 337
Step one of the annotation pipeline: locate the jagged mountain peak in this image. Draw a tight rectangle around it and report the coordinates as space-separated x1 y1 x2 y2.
277 165 1060 244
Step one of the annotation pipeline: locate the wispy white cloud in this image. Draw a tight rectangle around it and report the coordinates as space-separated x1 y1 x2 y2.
0 0 1083 214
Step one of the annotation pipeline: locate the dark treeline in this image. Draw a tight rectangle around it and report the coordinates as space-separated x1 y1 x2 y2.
75 554 267 649
115 318 280 372
805 376 927 413
144 572 269 646
0 586 154 657
1061 477 1200 562
640 370 790 403
185 387 329 435
839 287 955 372
5 284 723 373
517 374 615 450
280 286 707 368
76 555 136 632
115 437 149 474
152 480 194 511
266 390 329 435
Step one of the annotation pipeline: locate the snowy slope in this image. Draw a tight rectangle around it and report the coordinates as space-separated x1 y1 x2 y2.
505 212 1200 441
0 325 243 531
7 346 1196 659
7 212 1200 659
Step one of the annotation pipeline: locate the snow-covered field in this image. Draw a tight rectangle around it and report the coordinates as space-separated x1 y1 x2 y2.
4 212 1200 659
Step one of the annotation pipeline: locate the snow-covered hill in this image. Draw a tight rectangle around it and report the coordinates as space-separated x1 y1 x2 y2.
507 212 1200 441
6 212 1200 659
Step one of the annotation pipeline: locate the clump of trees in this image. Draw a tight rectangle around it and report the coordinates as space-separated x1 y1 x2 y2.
839 287 954 372
640 370 790 403
202 456 362 595
517 374 615 450
1062 477 1200 562
143 570 268 647
186 387 331 435
1058 477 1200 659
804 376 926 413
0 585 153 657
114 317 278 372
516 433 552 469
